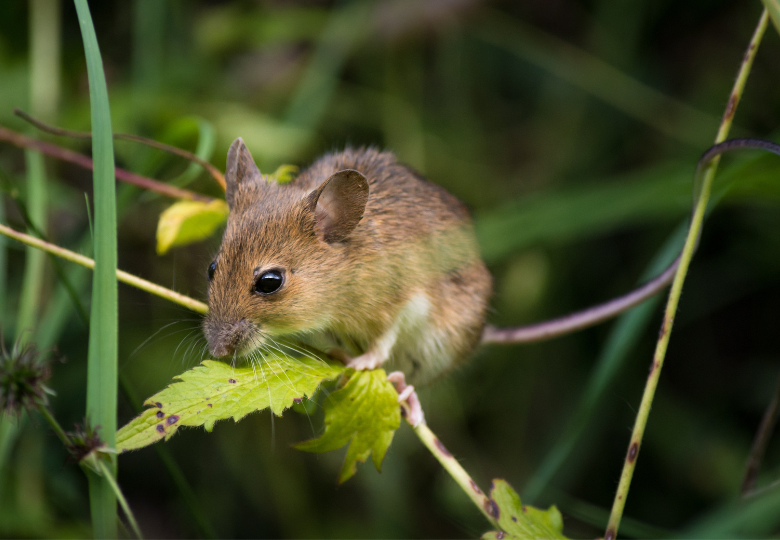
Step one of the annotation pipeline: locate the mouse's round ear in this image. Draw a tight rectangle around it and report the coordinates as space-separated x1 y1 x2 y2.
305 169 369 243
225 137 262 208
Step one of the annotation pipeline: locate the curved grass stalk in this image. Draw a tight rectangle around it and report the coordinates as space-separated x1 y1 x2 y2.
604 9 770 539
0 223 208 315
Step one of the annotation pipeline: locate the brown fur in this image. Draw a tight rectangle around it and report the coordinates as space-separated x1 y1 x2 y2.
204 140 492 384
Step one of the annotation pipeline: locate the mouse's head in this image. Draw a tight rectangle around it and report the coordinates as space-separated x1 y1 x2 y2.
203 138 369 360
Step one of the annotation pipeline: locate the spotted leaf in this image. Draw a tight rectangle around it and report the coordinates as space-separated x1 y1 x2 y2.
482 479 568 539
116 356 343 452
295 369 401 484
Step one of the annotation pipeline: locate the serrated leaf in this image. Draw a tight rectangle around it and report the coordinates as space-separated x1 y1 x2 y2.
156 199 229 255
269 164 298 184
295 369 401 484
482 479 568 540
116 355 343 452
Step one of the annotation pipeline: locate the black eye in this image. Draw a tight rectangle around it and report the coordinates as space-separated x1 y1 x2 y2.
207 261 216 282
254 270 284 295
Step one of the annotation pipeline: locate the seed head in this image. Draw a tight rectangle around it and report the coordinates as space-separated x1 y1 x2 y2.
66 420 107 467
0 335 54 416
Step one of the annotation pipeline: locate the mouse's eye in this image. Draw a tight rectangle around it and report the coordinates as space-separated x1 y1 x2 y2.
207 261 217 282
254 270 284 295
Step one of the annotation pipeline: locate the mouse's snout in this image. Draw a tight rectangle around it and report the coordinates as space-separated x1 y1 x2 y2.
205 317 257 359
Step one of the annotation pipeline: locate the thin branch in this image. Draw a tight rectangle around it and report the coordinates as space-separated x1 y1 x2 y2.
407 409 500 529
0 223 208 314
36 402 72 449
604 10 769 540
0 126 213 202
14 108 226 190
741 371 780 495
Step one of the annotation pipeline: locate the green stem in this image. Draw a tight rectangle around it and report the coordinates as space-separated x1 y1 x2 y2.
36 405 144 539
36 403 71 449
604 9 769 540
0 223 208 314
97 459 144 539
412 420 500 529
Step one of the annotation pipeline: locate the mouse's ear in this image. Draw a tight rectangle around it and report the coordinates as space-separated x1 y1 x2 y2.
305 169 369 243
225 137 262 208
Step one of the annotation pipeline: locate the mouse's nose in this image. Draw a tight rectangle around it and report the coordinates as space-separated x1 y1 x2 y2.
205 318 253 359
209 341 234 358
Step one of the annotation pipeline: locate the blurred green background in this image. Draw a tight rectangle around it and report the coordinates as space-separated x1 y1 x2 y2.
1 0 780 538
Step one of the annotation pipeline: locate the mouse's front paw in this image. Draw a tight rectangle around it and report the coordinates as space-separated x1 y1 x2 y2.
346 351 385 371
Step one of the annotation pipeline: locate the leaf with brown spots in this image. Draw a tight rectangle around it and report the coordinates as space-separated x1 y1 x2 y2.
116 355 343 452
294 369 401 484
481 479 568 540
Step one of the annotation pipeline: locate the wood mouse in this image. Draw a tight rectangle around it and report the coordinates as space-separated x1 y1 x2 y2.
203 139 491 424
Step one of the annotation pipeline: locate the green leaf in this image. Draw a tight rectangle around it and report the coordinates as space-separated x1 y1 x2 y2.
116 356 343 452
295 369 401 484
156 199 229 255
269 164 299 184
482 480 568 540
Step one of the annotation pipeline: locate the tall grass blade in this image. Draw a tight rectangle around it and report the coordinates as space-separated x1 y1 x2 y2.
283 1 371 128
0 0 61 508
15 151 47 339
681 483 780 538
73 0 119 537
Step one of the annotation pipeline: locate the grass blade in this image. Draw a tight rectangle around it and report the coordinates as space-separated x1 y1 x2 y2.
73 0 119 537
0 0 61 509
15 150 47 339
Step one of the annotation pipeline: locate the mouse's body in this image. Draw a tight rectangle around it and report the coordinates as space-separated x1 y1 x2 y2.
204 139 491 385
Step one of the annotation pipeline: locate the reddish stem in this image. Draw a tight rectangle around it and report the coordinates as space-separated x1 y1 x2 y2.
0 126 214 202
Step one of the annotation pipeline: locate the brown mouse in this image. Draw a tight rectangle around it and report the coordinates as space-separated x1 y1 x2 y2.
203 138 492 422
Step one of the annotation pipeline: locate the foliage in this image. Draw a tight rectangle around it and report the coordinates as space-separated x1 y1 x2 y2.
156 199 229 255
117 356 343 452
482 480 567 540
295 369 401 484
2 1 780 538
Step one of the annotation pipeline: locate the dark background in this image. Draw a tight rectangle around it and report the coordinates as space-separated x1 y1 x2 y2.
1 0 780 537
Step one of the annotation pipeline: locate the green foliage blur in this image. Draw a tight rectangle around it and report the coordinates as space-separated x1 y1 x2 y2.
2 0 780 538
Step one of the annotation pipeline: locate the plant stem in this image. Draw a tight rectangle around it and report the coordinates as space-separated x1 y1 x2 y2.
14 109 226 190
37 404 145 539
35 403 71 449
97 459 144 539
411 420 500 529
604 9 769 540
0 126 213 202
741 371 780 495
0 223 208 314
